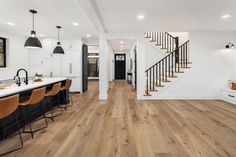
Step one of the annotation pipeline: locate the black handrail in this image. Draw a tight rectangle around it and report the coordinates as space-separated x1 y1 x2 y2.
145 40 189 72
145 40 190 95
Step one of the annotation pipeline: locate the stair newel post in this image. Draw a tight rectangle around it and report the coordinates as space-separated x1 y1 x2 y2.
175 37 179 72
159 63 161 86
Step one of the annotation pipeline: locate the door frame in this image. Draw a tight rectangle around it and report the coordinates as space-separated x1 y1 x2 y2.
82 44 88 93
114 53 126 80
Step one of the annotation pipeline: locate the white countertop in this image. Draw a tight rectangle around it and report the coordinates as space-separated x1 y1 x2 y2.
0 78 68 98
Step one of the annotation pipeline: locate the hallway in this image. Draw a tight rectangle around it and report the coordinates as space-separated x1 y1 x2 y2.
1 81 236 157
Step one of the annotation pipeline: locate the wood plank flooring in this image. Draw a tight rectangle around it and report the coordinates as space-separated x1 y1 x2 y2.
1 80 236 157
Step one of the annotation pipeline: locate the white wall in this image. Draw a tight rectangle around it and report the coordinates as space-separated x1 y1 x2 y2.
99 33 109 100
138 31 236 100
0 30 29 80
169 32 189 46
129 44 136 87
145 40 166 69
29 38 83 92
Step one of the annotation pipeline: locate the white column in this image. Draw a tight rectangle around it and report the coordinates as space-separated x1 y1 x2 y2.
136 39 146 100
99 33 109 100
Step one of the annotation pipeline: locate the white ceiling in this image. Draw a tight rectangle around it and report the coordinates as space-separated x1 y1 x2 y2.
109 39 136 52
94 0 236 32
0 0 98 39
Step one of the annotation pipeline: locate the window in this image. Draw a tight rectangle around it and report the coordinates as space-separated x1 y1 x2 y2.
0 37 6 67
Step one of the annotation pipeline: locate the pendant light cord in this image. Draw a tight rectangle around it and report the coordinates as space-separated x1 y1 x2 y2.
58 28 60 42
32 12 35 31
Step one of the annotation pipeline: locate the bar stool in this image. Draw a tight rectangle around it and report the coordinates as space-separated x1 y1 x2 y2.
60 79 73 109
19 87 47 139
0 94 23 156
45 82 63 122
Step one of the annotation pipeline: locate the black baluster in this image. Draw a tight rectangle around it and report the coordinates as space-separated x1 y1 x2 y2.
149 70 151 91
168 56 170 77
156 64 158 86
153 67 155 90
185 43 188 68
171 53 174 77
165 58 167 81
146 72 149 95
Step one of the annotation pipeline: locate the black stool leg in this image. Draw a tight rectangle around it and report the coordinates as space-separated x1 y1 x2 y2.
24 107 34 139
14 112 24 148
62 91 68 110
69 92 73 107
40 102 48 128
45 98 55 122
0 113 23 156
57 94 63 114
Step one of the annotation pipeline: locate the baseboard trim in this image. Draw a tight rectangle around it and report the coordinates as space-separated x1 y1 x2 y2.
99 93 108 100
138 93 220 100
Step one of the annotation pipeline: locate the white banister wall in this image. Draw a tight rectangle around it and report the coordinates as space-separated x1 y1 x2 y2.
99 33 109 100
136 39 146 99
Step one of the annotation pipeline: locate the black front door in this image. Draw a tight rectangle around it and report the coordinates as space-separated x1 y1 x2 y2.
115 54 126 80
82 44 88 93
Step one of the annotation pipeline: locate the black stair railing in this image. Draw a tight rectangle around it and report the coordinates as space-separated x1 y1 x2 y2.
145 32 177 53
145 40 190 95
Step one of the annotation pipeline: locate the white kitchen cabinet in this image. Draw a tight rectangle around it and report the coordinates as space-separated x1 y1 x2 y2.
221 89 236 105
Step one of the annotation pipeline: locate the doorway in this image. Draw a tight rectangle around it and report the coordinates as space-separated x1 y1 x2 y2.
115 54 126 80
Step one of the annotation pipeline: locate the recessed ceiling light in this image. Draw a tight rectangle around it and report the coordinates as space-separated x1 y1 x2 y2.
137 14 145 20
120 41 123 44
39 34 45 37
72 22 79 26
86 34 91 37
7 22 15 26
221 14 231 19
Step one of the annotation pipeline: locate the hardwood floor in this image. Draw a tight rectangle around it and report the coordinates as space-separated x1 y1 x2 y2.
1 80 236 157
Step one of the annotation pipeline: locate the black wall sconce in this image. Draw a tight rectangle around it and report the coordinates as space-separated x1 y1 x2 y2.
225 42 235 49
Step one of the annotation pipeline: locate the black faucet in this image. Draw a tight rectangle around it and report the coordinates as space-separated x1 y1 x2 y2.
14 68 29 86
13 75 21 86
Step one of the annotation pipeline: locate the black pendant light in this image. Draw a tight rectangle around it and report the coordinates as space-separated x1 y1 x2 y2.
53 26 64 54
24 10 42 49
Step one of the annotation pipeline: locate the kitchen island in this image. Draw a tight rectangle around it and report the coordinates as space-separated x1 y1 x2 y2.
0 78 69 140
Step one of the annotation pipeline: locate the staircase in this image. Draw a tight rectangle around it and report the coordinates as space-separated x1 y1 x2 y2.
145 32 177 53
144 32 191 96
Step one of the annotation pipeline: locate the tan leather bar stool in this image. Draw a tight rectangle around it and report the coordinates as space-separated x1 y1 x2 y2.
19 87 47 139
0 94 23 156
60 79 73 109
45 82 63 122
